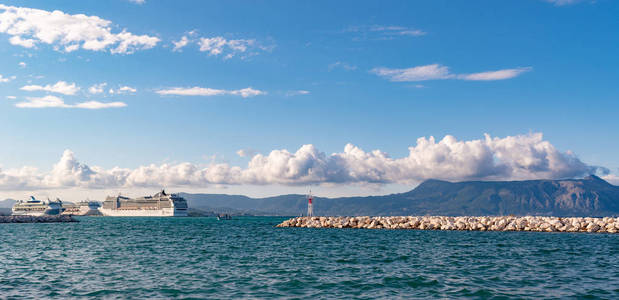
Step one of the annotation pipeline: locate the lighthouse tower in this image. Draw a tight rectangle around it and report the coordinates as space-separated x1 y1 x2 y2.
307 190 314 217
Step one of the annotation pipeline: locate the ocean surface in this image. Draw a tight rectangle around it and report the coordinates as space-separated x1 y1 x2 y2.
0 217 617 299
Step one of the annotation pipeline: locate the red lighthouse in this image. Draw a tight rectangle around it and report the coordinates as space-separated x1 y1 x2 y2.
307 190 314 217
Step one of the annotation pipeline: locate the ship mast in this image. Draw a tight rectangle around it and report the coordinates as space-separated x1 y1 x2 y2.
307 189 313 217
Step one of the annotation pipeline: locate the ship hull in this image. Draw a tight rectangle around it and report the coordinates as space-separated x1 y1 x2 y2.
98 207 187 217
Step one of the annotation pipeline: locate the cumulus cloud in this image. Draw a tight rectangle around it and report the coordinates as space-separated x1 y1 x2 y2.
88 83 107 94
372 64 531 82
18 61 26 68
237 149 258 158
198 37 257 58
156 87 266 98
129 0 146 4
6 95 16 100
0 133 609 191
0 4 159 54
15 95 126 109
20 81 80 95
170 31 271 58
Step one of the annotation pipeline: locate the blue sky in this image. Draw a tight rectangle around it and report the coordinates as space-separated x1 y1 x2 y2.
0 0 618 200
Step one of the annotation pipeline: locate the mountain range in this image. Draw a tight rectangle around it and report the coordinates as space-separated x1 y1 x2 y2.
2 176 617 217
182 175 619 217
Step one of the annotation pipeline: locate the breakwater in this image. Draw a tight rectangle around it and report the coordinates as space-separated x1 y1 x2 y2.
0 215 78 223
277 216 619 233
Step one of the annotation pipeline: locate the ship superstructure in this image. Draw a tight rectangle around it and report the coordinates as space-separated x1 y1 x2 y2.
62 201 102 216
98 190 188 217
12 196 64 216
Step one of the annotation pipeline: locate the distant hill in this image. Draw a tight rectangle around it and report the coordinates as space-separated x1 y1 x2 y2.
0 199 16 208
0 199 16 216
181 175 619 217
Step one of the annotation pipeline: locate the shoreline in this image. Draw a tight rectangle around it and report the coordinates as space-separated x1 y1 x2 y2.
0 215 78 223
276 216 619 233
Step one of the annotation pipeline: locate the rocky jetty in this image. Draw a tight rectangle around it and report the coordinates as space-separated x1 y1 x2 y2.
0 215 78 223
277 216 619 233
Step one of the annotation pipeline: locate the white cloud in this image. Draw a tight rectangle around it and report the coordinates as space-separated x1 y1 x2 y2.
20 81 80 95
372 64 452 82
0 4 160 54
198 37 256 58
0 133 608 190
169 32 270 58
15 95 68 108
118 86 137 93
156 87 266 98
346 25 426 41
172 36 189 52
285 90 310 97
370 25 426 37
129 0 146 4
602 174 619 185
74 101 127 109
458 67 533 81
545 0 582 6
18 61 26 68
0 74 14 83
15 95 126 109
6 95 16 100
237 149 258 158
372 64 531 82
328 61 357 71
88 83 107 94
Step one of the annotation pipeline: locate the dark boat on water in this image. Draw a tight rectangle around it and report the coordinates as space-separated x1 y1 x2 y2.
217 214 232 220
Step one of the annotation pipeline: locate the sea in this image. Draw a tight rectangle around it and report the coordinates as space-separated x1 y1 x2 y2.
0 217 617 299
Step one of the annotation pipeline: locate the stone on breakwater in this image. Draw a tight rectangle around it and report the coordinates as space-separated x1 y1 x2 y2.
0 215 78 223
276 216 618 233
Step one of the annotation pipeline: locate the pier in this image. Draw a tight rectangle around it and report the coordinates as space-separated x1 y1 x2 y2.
277 216 619 233
0 215 78 223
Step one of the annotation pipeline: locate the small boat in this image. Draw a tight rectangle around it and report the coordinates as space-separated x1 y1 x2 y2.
217 214 232 220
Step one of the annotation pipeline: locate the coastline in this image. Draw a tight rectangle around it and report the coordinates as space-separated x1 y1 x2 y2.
277 216 619 233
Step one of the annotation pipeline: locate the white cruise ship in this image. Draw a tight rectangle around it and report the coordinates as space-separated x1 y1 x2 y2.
98 190 188 217
62 201 102 216
12 196 64 216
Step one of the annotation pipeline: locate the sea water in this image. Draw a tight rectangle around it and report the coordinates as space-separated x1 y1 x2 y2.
0 217 617 299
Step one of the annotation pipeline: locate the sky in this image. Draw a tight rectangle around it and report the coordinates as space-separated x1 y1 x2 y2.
0 0 618 201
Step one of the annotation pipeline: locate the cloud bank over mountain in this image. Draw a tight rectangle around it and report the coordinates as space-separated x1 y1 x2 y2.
0 133 610 191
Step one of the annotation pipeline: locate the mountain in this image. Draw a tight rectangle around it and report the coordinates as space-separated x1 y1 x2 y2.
0 199 16 208
181 176 619 217
0 199 16 216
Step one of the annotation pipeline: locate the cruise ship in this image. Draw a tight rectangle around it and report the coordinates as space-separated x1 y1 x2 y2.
99 190 188 217
12 196 64 216
62 201 102 216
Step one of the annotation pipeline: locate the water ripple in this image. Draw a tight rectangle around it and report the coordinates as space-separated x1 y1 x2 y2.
0 217 617 299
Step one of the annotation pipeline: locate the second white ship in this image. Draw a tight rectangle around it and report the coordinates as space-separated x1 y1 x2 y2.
99 190 188 217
